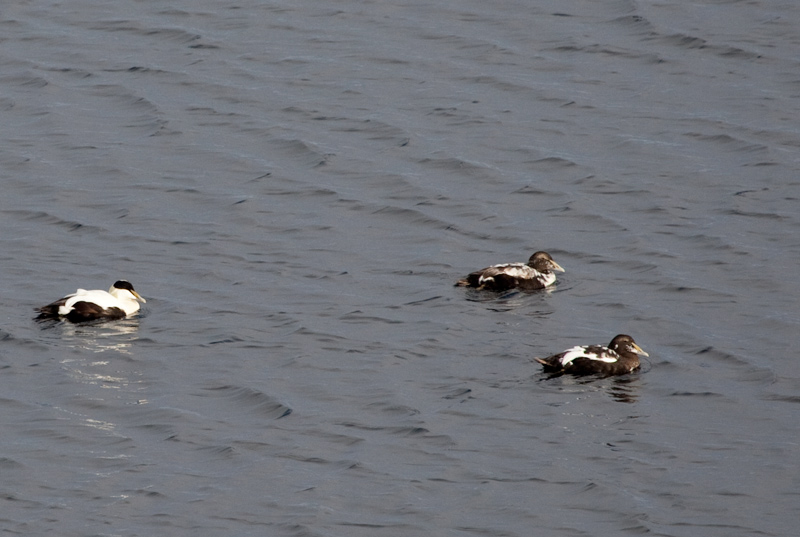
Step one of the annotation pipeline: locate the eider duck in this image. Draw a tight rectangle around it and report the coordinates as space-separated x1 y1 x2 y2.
456 251 565 291
35 280 146 323
535 334 648 376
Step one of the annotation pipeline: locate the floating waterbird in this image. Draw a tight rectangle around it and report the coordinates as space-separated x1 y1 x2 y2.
456 251 565 291
35 280 146 323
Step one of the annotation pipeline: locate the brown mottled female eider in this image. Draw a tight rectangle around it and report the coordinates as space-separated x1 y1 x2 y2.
35 280 146 323
456 251 564 291
535 334 648 376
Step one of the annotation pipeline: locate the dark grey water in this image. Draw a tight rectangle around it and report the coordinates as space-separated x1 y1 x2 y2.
1 0 799 535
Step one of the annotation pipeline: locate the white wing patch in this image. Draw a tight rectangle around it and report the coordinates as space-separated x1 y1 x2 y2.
478 263 539 284
60 289 118 314
558 345 620 366
492 263 536 278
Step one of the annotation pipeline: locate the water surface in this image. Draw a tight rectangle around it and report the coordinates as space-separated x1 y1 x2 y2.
1 1 799 535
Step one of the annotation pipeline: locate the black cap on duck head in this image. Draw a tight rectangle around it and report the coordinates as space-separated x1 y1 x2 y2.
113 280 135 292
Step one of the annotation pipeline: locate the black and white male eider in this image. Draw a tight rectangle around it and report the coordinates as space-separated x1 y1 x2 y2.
535 334 649 376
35 280 146 323
456 251 565 291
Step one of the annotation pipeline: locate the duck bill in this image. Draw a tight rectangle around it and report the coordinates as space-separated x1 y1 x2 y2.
132 291 146 303
632 343 649 356
550 261 565 273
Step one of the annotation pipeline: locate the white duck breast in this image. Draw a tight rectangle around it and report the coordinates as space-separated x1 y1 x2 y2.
556 345 621 367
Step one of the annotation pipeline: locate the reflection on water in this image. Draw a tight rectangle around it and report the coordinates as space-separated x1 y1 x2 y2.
35 318 144 390
83 417 119 433
537 372 642 404
462 285 559 304
37 318 141 354
605 377 641 404
61 358 137 390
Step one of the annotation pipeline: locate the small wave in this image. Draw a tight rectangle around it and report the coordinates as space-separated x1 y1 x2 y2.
9 210 105 234
269 137 332 168
200 385 292 419
657 33 762 60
